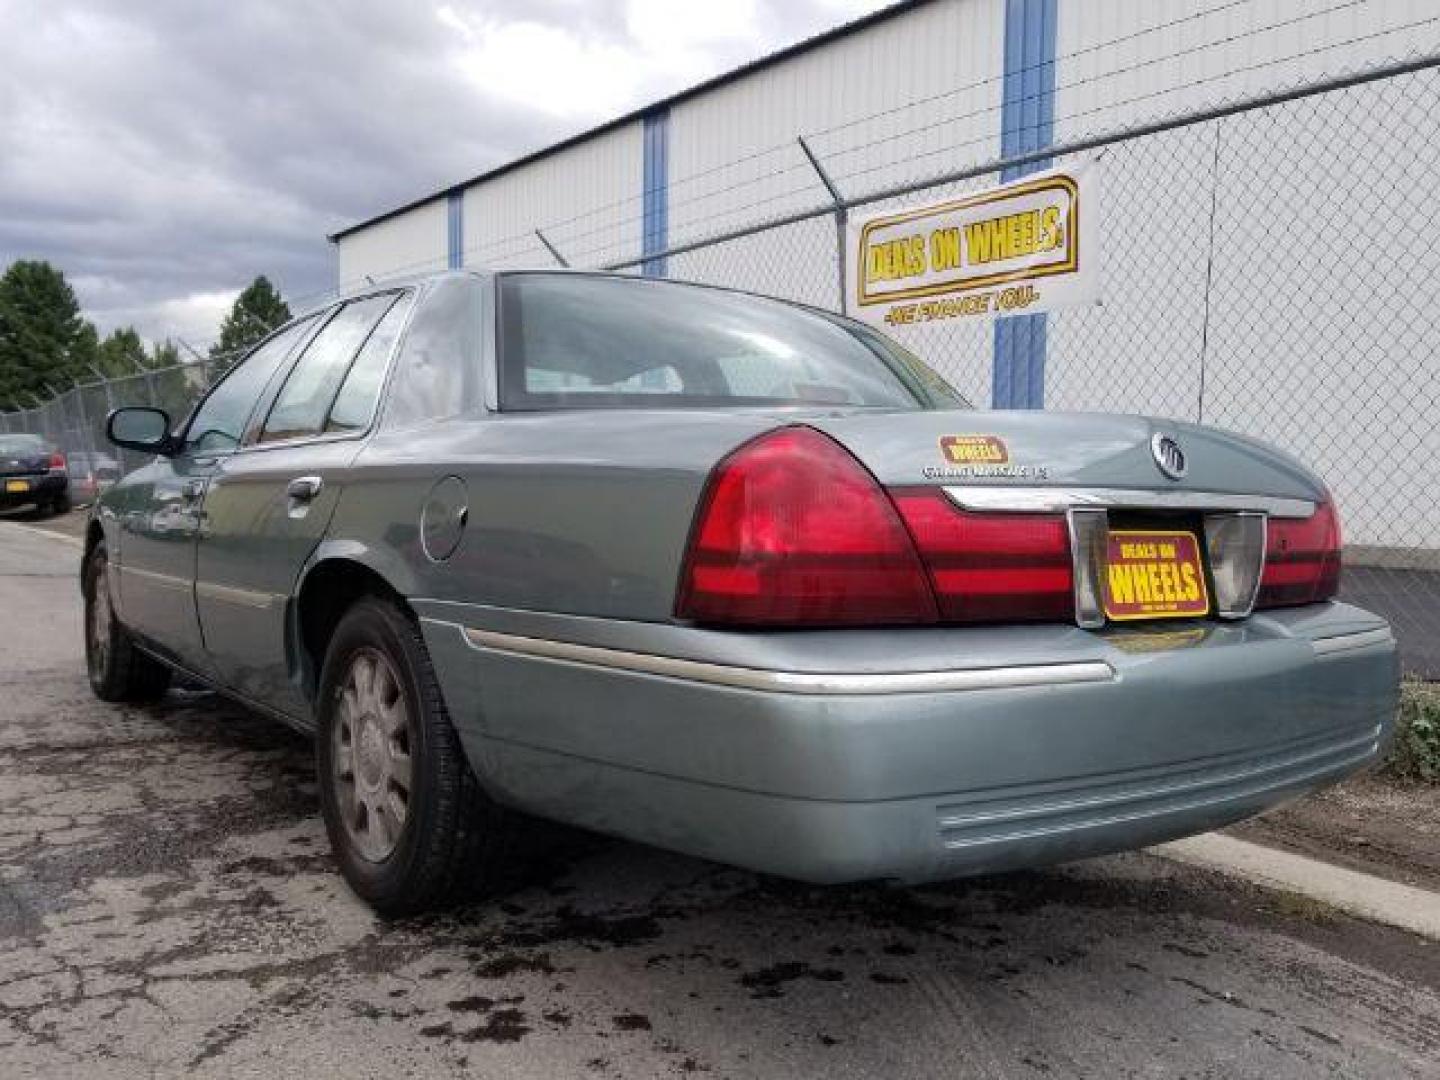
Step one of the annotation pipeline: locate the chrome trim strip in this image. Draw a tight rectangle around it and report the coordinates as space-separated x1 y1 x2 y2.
194 580 279 611
119 564 191 592
1311 627 1394 657
943 486 1315 519
458 626 1115 695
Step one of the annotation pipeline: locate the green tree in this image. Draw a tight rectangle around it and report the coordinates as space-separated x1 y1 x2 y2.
150 339 182 369
210 276 290 371
96 327 149 378
146 338 200 417
0 260 88 409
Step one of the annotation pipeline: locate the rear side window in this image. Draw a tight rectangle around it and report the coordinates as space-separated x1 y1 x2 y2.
261 294 396 442
384 276 483 429
327 292 414 432
496 273 965 411
185 317 315 454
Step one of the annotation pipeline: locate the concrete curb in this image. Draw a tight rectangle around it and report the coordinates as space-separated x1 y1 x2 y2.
0 519 84 546
1154 833 1440 941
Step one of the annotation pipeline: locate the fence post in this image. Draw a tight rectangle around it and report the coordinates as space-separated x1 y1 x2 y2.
797 136 847 313
42 384 68 451
72 380 91 457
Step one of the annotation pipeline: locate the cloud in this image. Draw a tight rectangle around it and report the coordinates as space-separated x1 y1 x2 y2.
88 288 242 351
442 11 648 120
0 0 892 348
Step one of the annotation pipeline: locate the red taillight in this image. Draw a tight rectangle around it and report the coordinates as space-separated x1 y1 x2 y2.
48 452 66 472
891 490 1074 623
1257 501 1341 608
675 427 938 626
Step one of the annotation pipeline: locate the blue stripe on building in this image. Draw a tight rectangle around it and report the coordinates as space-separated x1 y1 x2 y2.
993 0 1057 409
642 109 670 277
446 191 464 270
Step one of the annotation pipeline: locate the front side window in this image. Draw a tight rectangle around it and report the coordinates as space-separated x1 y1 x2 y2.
497 273 967 411
185 317 314 454
260 294 397 442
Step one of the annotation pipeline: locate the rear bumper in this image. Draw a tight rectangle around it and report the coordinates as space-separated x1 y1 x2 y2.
419 602 1398 883
0 474 66 507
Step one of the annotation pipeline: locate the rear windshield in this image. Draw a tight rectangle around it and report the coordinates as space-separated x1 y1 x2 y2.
0 435 45 455
497 272 967 411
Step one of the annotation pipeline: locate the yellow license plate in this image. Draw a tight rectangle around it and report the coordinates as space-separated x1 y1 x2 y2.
1103 529 1209 621
4 479 29 493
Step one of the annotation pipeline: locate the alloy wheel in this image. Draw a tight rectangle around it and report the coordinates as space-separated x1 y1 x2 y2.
331 648 414 862
88 560 111 680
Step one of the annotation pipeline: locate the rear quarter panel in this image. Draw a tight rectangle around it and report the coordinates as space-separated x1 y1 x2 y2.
329 410 786 621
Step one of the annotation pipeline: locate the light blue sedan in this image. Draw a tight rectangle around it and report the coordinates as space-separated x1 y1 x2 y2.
86 271 1397 914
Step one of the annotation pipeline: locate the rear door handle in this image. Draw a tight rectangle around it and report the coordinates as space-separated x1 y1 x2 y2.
287 475 323 502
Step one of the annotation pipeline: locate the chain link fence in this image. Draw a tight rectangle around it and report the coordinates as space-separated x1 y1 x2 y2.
3 52 1436 673
0 351 242 488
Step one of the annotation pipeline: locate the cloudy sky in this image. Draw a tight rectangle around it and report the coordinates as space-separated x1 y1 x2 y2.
0 0 888 349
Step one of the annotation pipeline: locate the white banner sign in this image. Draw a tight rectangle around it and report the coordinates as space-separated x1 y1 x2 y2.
845 159 1101 329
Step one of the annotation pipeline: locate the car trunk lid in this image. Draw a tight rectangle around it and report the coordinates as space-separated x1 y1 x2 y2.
0 452 48 478
804 408 1325 503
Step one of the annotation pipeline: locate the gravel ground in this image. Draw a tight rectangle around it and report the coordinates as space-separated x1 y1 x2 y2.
2 520 1438 1079
1229 778 1440 893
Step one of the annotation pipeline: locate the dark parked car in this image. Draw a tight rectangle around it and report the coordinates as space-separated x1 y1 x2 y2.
0 433 70 514
84 271 1398 915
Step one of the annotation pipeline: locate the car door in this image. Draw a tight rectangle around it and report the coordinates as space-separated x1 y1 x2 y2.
194 291 413 718
116 318 316 674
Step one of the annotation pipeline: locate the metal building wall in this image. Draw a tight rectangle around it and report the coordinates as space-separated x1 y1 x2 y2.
335 197 448 292
461 122 644 271
1052 0 1437 136
663 0 1005 316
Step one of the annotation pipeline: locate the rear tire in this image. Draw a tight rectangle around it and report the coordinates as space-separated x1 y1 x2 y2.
51 491 71 516
84 544 172 703
315 597 515 916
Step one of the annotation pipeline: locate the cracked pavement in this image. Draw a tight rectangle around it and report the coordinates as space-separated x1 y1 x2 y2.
1 520 1438 1078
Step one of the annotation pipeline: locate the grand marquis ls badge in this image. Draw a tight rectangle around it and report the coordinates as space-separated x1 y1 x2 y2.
1151 433 1187 480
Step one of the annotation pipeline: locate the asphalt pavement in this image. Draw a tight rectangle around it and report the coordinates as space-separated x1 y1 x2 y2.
1 521 1437 1079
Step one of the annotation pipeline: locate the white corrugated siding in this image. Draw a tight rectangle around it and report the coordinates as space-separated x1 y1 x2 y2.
335 198 447 293
462 122 644 272
665 0 1005 311
1052 0 1440 142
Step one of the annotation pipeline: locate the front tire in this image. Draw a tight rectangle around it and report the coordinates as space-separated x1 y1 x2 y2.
316 597 514 916
84 544 172 702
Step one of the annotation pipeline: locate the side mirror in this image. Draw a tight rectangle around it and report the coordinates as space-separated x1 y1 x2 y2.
107 407 176 455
